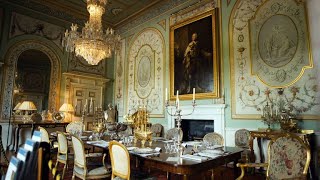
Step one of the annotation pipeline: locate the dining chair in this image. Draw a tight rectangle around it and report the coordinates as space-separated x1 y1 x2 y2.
5 156 24 180
39 126 51 143
166 128 183 141
151 123 163 137
203 132 224 146
203 132 224 179
66 121 83 135
55 131 72 179
16 147 31 179
235 129 251 163
109 141 130 180
71 135 111 180
236 133 311 180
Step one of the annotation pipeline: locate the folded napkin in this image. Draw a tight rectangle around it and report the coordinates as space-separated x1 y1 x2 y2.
198 152 221 159
138 152 160 157
166 157 179 162
181 154 208 162
162 140 173 143
127 147 137 151
154 147 161 152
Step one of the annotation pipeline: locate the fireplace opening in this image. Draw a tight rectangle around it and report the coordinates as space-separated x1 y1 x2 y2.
181 119 214 141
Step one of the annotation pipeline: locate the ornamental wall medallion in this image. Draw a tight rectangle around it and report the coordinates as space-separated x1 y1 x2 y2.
126 28 165 117
249 0 312 87
229 0 319 119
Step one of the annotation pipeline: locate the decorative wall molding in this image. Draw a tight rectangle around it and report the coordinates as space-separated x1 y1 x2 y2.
114 39 125 116
229 0 320 119
170 1 216 26
67 54 105 76
126 28 165 117
157 19 166 31
10 13 65 48
1 40 61 120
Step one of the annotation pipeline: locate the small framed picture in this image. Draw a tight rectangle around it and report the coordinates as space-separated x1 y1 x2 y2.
89 92 95 97
76 90 83 97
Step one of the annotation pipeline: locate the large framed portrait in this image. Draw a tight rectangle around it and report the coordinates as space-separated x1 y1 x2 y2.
170 10 219 100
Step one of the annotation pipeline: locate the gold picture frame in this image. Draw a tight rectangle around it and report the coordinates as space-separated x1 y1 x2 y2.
170 10 220 100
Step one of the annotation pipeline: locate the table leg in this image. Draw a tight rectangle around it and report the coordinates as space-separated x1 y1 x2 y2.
233 158 239 178
183 175 189 180
15 127 21 152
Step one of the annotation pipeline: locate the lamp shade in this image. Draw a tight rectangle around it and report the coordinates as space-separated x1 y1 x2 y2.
59 103 75 112
13 102 22 110
18 101 37 111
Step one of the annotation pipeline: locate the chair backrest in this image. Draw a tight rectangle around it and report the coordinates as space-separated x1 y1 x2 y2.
151 123 163 137
38 127 50 143
16 147 31 179
5 156 23 180
23 139 40 179
267 133 311 179
109 141 130 180
32 131 42 142
66 121 83 135
166 128 183 141
203 132 224 145
57 131 68 155
71 135 86 168
235 129 250 148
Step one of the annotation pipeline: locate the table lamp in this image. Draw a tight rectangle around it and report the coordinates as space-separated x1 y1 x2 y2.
18 101 37 122
59 103 75 122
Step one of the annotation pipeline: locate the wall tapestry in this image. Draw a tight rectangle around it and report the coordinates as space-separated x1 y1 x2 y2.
114 39 126 116
230 0 319 119
126 28 165 117
10 13 64 48
170 10 219 100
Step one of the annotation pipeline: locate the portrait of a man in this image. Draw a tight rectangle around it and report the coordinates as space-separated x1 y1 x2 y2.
170 11 219 98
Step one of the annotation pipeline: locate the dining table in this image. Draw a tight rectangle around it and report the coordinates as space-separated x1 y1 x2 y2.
86 137 243 180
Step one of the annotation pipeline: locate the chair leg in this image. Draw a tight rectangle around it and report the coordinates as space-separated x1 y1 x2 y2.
72 174 75 180
62 163 67 180
55 160 59 169
211 169 214 180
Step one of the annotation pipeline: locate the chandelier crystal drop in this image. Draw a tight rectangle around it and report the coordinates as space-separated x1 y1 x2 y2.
62 0 121 65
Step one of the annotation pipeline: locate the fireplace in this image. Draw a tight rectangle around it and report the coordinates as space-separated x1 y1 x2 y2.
167 104 226 144
181 119 214 141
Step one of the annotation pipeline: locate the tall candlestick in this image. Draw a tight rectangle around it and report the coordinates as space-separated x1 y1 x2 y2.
165 88 168 101
193 88 195 101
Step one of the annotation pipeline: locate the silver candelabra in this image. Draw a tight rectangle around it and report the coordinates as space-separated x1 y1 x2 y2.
165 89 196 157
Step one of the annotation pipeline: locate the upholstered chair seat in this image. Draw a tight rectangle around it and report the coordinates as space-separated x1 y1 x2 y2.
73 165 111 177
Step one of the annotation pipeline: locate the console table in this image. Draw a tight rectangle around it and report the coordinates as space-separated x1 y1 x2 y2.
12 122 69 152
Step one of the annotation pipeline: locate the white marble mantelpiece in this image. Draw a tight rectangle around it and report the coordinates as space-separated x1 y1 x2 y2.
167 104 226 144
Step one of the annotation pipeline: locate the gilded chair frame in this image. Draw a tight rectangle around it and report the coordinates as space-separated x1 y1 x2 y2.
109 141 130 180
71 135 109 180
56 131 69 179
236 133 311 180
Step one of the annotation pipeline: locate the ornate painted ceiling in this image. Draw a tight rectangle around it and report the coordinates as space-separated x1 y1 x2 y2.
5 0 162 27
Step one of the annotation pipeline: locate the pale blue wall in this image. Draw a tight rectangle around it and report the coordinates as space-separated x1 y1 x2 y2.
116 0 320 131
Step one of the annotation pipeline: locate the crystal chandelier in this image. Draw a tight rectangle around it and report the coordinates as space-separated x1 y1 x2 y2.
62 0 121 65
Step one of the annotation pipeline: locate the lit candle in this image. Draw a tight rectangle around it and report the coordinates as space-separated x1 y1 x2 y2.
90 98 93 108
193 88 195 101
165 88 168 101
177 99 180 110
